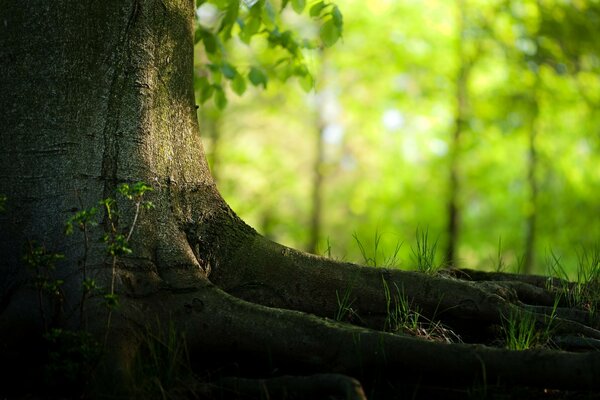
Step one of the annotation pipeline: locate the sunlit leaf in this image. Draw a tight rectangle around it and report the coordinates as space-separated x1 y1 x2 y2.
231 73 247 95
320 19 340 47
240 15 261 43
248 66 268 88
221 63 237 79
222 0 241 39
299 73 314 92
262 0 276 29
200 82 214 103
243 0 259 7
331 5 343 29
214 85 228 109
202 31 218 53
310 1 326 17
291 0 305 14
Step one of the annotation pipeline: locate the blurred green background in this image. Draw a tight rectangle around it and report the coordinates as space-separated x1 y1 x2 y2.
194 0 600 275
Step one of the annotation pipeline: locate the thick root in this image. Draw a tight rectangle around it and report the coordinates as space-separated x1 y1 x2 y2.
118 285 600 393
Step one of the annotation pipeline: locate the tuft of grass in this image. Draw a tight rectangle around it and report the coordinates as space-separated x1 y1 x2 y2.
546 247 600 316
381 278 460 343
411 227 440 274
352 230 402 268
502 308 538 350
334 286 356 322
502 303 557 351
382 279 419 334
493 237 506 273
324 236 333 258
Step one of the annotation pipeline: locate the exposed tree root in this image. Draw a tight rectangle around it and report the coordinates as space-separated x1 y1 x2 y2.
216 374 366 400
152 227 600 398
105 282 600 398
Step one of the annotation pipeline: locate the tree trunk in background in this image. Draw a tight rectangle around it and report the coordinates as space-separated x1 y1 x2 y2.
307 51 327 255
445 0 470 267
523 87 540 274
307 121 325 254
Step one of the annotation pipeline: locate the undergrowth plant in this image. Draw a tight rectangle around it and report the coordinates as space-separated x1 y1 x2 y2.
99 182 154 331
334 286 356 322
22 241 66 331
546 248 600 317
19 182 154 394
502 309 538 350
502 301 557 351
381 278 419 334
411 228 440 275
493 237 506 273
380 278 460 343
352 230 402 268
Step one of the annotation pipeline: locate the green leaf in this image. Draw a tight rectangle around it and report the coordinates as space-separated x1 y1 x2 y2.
309 1 326 17
231 73 247 95
194 28 203 44
299 72 314 92
202 31 218 53
195 74 207 90
240 15 261 43
221 0 240 39
221 62 237 79
281 0 289 10
248 66 268 88
262 0 276 29
200 82 215 103
331 5 343 29
291 0 305 14
214 85 228 109
320 19 340 47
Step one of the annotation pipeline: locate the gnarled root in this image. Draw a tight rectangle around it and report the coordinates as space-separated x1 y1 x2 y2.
113 284 600 397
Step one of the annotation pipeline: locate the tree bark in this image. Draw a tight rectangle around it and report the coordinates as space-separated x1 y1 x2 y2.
1 0 600 398
445 0 470 267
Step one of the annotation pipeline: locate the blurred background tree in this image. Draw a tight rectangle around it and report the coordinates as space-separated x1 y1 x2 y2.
194 0 600 276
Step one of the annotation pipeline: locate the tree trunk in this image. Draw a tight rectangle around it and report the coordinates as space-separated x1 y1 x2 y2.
1 0 600 398
523 86 540 275
444 0 470 268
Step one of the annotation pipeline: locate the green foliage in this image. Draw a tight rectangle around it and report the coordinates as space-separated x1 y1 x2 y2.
103 233 132 256
23 241 65 272
0 194 7 212
22 182 153 334
65 207 98 236
194 0 343 108
22 241 66 328
198 0 600 276
17 183 155 394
